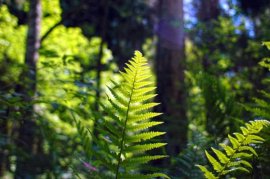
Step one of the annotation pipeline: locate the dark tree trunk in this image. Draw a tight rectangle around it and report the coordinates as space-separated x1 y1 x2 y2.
195 0 220 22
15 0 41 178
155 0 187 157
0 56 13 176
0 108 9 176
194 0 220 71
95 0 109 111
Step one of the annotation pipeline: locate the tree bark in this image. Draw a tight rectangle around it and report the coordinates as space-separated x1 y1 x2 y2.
0 108 9 176
195 0 220 22
194 0 220 71
15 0 41 178
155 0 187 157
0 56 12 176
94 0 109 111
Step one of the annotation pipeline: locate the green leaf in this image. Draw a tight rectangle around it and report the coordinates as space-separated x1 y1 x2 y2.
196 165 217 179
211 148 229 164
262 41 270 50
124 143 166 153
228 135 240 149
122 155 167 167
128 112 162 123
130 102 160 113
227 160 252 168
238 146 257 156
205 151 223 172
219 144 234 156
126 131 165 143
127 121 163 132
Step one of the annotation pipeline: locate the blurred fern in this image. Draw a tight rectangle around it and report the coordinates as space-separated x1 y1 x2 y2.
171 131 209 178
75 51 168 178
197 120 270 179
198 73 241 141
243 44 270 178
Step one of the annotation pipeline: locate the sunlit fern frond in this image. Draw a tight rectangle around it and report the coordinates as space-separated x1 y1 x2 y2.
197 120 270 179
76 51 169 178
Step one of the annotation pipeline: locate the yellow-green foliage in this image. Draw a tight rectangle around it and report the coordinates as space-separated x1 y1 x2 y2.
0 5 26 80
76 51 169 178
259 42 270 71
197 120 270 179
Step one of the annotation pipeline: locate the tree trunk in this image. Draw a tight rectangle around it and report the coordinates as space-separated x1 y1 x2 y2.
0 108 9 176
195 0 220 22
15 0 41 178
194 0 220 71
155 0 187 157
0 57 12 176
94 0 109 111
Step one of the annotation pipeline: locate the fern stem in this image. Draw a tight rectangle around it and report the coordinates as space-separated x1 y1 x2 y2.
115 64 139 179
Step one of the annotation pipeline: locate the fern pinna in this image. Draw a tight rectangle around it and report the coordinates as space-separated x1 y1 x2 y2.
75 51 168 178
197 120 270 179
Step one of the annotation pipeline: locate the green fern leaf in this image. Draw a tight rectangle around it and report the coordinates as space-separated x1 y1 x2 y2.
127 121 163 132
240 126 249 135
227 160 252 169
130 102 160 113
128 112 162 123
205 151 223 172
226 167 250 173
126 131 165 143
219 143 234 156
75 51 167 178
211 148 229 164
121 155 167 167
131 86 156 97
238 146 258 156
228 135 240 149
124 143 167 153
132 94 157 103
196 165 218 179
197 120 270 179
233 133 245 141
232 152 253 159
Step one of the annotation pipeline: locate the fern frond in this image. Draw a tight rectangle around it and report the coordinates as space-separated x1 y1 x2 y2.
72 115 92 159
75 51 167 178
198 120 270 178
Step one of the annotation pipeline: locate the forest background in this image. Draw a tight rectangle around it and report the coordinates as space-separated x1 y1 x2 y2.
0 0 270 178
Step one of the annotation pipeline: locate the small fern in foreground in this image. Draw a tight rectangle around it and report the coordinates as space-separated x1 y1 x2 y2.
75 51 168 178
197 120 270 179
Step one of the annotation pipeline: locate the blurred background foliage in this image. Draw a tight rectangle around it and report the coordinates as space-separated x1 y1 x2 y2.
0 0 270 178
